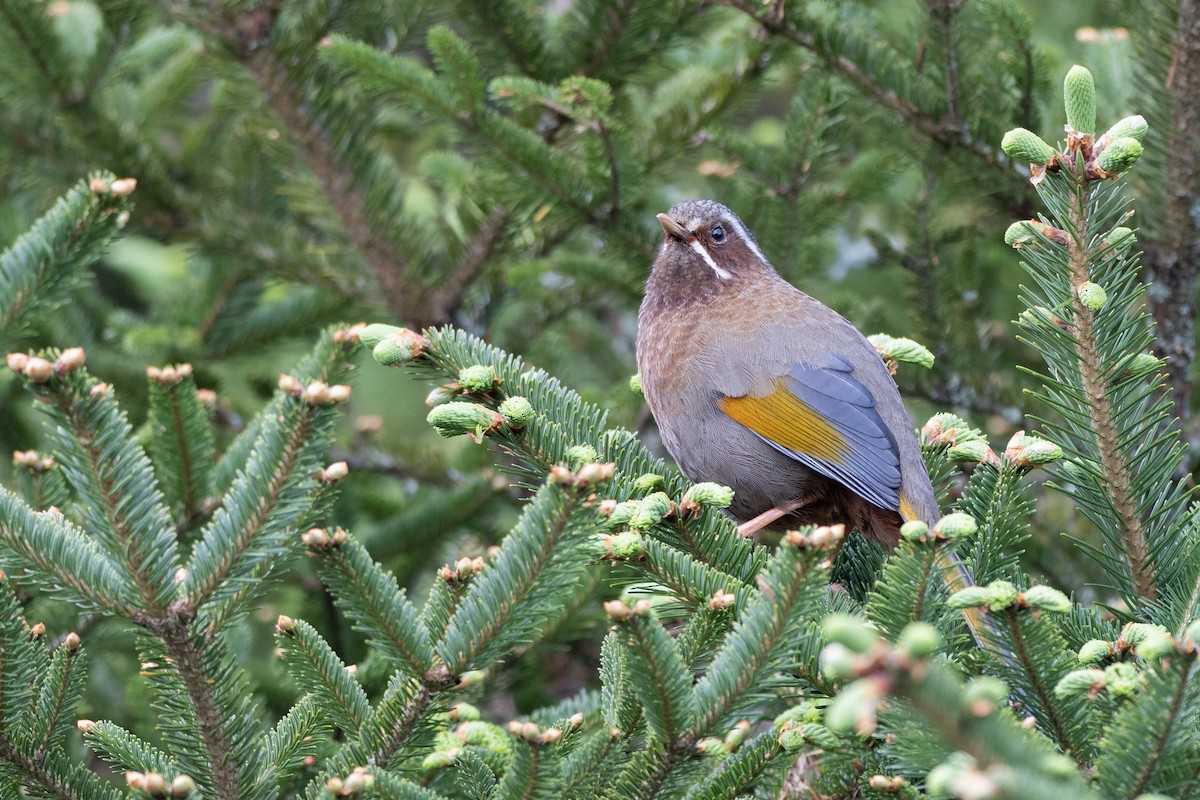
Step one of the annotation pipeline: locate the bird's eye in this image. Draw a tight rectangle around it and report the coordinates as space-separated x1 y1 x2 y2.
710 225 726 244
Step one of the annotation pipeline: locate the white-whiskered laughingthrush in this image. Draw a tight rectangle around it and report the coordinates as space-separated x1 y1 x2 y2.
637 199 939 543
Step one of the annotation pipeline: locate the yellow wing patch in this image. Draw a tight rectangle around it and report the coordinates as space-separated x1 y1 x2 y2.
719 380 848 462
898 493 918 522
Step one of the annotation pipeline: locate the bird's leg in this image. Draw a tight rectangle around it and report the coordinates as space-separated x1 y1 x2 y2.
736 499 806 537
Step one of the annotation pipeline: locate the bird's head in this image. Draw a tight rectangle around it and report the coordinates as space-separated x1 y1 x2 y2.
651 200 775 289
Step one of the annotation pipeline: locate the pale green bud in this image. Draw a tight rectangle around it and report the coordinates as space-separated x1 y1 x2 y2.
779 722 839 751
1104 662 1141 698
1097 137 1144 173
933 512 977 540
946 439 992 463
448 702 481 722
1103 115 1148 143
1064 65 1097 133
774 703 823 732
372 329 429 367
921 412 983 445
1054 668 1105 698
458 364 498 393
984 580 1019 610
604 500 638 529
1042 753 1079 778
1183 620 1200 647
1001 127 1057 165
899 520 929 542
1022 585 1072 613
1107 226 1136 250
964 676 1009 710
822 614 878 654
564 443 598 467
1135 628 1176 660
870 335 935 369
632 473 665 494
823 678 876 733
1077 639 1112 665
629 492 672 529
947 586 990 609
422 750 457 771
498 396 534 428
1077 281 1107 311
818 642 856 680
359 323 403 348
606 530 645 559
1004 220 1036 247
629 373 642 394
427 402 502 440
1126 353 1160 378
682 482 735 509
456 721 512 754
897 621 941 658
927 753 975 796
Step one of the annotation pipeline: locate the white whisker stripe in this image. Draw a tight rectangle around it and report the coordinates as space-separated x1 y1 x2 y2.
689 239 731 279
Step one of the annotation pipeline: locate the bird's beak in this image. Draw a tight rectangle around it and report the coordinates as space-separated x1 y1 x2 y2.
657 213 692 241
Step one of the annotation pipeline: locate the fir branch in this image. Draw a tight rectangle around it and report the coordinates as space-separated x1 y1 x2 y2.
28 644 84 761
0 175 131 341
0 736 120 800
311 535 436 679
152 620 240 800
1064 185 1156 600
275 617 371 735
998 609 1084 762
28 368 181 613
621 613 696 745
82 720 177 777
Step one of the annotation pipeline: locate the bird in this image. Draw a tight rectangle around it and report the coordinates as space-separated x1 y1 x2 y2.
636 199 939 544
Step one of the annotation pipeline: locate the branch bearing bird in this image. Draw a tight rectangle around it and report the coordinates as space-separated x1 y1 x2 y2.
637 199 939 542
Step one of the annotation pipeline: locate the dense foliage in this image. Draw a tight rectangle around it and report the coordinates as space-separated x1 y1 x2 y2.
1 1 1199 798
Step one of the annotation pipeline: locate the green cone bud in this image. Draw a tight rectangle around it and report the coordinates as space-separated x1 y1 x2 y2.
1054 668 1105 698
1077 639 1112 665
564 443 598 467
927 753 976 797
822 613 878 654
605 500 638 528
783 722 839 750
456 721 512 754
629 373 642 394
1019 439 1064 466
629 491 672 529
422 750 457 771
427 402 502 440
870 335 935 369
947 440 991 464
373 329 429 367
632 473 665 494
1123 622 1168 646
1135 628 1176 660
1077 281 1107 311
1103 114 1148 143
1134 795 1175 800
899 520 929 542
964 675 1009 706
1022 585 1072 613
819 642 856 679
1107 226 1136 250
1183 620 1200 647
823 678 875 733
921 412 983 446
1104 662 1141 697
458 364 498 393
947 586 989 609
984 579 1019 610
449 702 481 721
606 530 645 559
774 703 823 732
1042 754 1079 778
1097 137 1144 173
897 621 941 658
1004 220 1037 247
1064 65 1097 133
498 396 535 428
1001 127 1057 165
933 512 977 540
359 323 402 348
682 482 735 509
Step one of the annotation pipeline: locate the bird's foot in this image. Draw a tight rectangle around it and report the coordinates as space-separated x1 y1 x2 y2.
736 500 805 537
